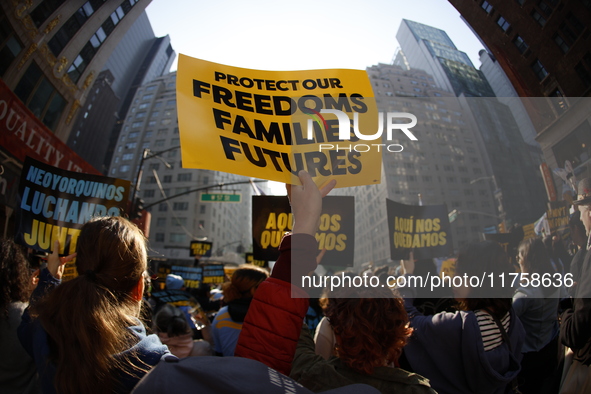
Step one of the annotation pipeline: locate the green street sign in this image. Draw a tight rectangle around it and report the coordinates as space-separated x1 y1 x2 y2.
200 193 241 203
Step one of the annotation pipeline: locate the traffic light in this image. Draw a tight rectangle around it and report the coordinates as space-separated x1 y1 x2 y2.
498 222 506 233
131 197 145 219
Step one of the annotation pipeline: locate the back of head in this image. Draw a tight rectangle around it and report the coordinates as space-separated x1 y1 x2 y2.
166 274 184 290
518 238 554 276
222 265 269 303
0 238 31 317
153 304 191 338
323 285 411 375
36 216 148 394
455 240 513 319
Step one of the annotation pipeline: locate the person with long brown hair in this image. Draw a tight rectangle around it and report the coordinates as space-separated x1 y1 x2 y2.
18 216 170 394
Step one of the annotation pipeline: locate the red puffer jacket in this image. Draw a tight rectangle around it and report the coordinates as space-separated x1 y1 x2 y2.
235 234 317 376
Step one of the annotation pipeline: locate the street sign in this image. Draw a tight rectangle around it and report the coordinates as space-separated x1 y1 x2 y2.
200 193 241 203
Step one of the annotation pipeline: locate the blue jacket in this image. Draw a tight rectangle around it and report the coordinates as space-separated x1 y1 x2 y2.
18 268 170 394
401 284 525 394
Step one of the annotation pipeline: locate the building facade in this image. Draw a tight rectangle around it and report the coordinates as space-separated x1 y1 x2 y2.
333 63 499 267
1 0 153 142
67 11 174 173
447 0 591 196
109 72 257 264
395 19 547 227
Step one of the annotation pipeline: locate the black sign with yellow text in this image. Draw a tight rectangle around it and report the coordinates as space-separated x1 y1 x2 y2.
252 195 355 266
245 252 268 269
189 241 213 257
387 200 453 260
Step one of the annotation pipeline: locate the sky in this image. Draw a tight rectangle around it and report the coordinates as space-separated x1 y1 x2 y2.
145 0 487 194
145 0 486 72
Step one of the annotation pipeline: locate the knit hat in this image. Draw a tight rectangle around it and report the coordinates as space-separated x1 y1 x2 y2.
165 274 184 290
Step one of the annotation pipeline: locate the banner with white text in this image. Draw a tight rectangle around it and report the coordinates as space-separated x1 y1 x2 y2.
15 157 130 255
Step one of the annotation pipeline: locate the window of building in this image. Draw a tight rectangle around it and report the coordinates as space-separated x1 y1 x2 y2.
148 120 156 127
47 0 104 56
161 119 172 126
157 129 168 135
150 111 159 118
163 175 172 183
166 99 176 107
146 176 156 184
156 218 166 227
496 16 511 32
0 13 23 77
122 153 133 161
158 203 167 212
119 165 130 172
200 205 206 214
30 0 67 27
531 10 547 26
154 139 165 147
513 35 529 54
170 138 180 146
148 163 160 171
144 189 155 198
145 85 157 91
173 202 189 211
537 0 554 16
142 94 154 101
13 62 66 131
131 122 142 128
125 142 137 149
553 34 569 53
128 131 139 139
531 59 549 80
154 101 163 108
136 111 146 118
173 218 187 226
575 53 591 88
177 173 192 182
480 0 493 13
155 233 165 242
139 102 149 109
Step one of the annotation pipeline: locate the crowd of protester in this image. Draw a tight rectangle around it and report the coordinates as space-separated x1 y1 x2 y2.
2 173 591 393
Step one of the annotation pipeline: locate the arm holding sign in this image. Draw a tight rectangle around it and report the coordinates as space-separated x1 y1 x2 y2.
235 171 335 375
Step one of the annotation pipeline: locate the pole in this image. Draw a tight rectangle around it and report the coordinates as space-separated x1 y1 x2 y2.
143 179 267 210
130 146 180 214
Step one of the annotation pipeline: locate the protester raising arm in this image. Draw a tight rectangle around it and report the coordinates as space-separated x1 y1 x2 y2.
234 171 335 375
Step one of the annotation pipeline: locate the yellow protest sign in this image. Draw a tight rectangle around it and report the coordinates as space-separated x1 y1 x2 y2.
177 55 381 187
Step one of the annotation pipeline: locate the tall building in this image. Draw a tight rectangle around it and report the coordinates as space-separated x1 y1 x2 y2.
67 12 175 173
0 0 153 237
395 19 546 227
334 64 499 267
395 19 494 97
109 72 256 264
447 0 591 98
1 0 153 142
447 0 591 192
